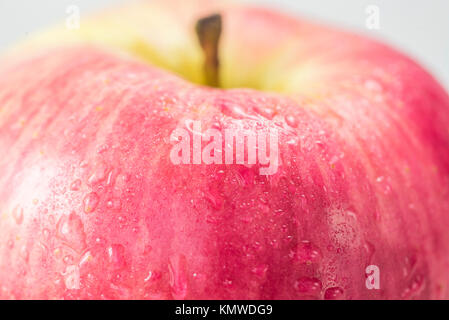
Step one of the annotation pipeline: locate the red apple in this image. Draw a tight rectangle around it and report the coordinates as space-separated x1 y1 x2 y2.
1 0 449 299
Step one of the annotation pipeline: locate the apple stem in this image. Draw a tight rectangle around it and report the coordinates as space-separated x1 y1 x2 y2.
195 14 222 87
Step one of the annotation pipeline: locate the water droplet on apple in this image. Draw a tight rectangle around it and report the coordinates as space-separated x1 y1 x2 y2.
375 176 392 195
19 245 29 262
285 115 298 128
254 106 275 119
204 191 223 210
145 270 161 285
79 250 93 268
63 265 80 290
88 164 107 186
117 215 127 226
70 179 82 191
56 212 86 252
6 239 14 249
42 228 50 240
402 274 425 299
107 244 126 269
329 155 339 167
324 286 344 300
79 160 88 168
364 79 383 92
295 240 321 265
114 173 129 193
63 255 74 265
258 202 270 214
294 277 322 295
251 264 268 278
54 247 63 259
168 255 188 300
106 198 122 211
315 140 325 148
83 192 99 213
220 102 258 120
364 241 376 263
12 205 24 225
223 279 233 288
284 235 294 244
402 254 418 278
97 144 109 154
286 138 299 146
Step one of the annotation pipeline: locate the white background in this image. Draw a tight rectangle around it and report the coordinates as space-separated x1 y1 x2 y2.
1 0 448 90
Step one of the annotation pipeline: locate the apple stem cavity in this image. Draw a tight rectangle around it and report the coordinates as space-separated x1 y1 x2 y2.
195 13 222 88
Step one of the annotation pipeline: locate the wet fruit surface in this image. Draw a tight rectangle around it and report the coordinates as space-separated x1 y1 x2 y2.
1 0 449 299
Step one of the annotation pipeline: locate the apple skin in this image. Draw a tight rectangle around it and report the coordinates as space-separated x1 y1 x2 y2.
1 1 449 299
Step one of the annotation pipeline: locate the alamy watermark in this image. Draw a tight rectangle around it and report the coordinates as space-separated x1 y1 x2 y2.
365 5 380 30
66 5 80 30
365 265 380 289
169 120 279 175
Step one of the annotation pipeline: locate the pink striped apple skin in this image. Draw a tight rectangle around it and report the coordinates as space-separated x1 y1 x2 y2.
1 1 449 299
